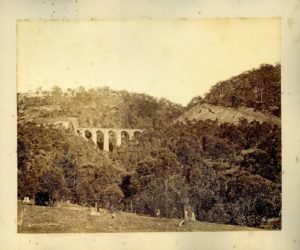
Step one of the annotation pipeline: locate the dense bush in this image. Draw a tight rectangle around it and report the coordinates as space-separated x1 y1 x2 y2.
17 122 123 207
202 64 281 116
18 112 281 229
114 118 281 228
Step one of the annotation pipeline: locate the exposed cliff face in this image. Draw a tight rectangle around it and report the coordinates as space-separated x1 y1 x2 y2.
176 103 280 126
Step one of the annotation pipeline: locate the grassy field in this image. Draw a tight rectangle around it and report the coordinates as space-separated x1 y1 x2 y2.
18 201 257 233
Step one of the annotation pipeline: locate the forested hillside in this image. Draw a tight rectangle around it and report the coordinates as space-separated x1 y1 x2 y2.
18 86 183 128
18 123 125 209
18 118 281 229
112 119 281 228
18 64 281 229
188 64 281 117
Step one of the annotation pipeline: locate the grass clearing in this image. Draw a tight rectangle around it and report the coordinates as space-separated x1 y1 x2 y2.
18 201 258 233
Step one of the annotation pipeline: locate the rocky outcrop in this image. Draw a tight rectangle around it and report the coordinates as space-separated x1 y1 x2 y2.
176 103 280 126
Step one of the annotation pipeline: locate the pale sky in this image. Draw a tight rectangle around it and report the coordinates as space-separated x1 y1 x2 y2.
17 19 280 106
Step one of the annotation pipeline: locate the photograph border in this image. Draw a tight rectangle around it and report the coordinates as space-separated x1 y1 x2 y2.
1 0 300 249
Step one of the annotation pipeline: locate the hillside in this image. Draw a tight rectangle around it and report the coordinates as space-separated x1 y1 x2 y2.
188 64 281 117
176 103 280 126
17 87 183 129
17 122 128 209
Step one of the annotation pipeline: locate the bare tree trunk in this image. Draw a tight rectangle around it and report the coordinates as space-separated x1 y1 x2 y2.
164 179 168 217
130 199 133 213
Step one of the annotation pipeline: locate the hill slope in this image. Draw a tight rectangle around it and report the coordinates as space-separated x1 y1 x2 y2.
187 64 280 117
18 87 184 129
176 103 280 126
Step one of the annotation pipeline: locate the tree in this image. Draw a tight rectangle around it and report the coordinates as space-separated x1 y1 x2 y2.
240 148 279 182
38 167 67 204
187 161 221 220
51 85 63 102
186 96 203 109
101 184 124 211
226 171 281 227
131 149 187 217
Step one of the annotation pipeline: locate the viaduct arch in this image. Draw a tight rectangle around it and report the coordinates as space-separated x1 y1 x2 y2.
75 127 143 151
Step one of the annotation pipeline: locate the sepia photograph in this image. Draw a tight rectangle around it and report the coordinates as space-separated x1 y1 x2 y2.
16 19 282 233
1 0 300 249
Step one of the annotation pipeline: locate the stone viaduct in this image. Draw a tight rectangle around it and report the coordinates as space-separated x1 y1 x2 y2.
75 127 143 151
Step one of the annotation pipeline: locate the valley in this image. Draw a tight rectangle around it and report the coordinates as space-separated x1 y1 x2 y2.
17 64 281 231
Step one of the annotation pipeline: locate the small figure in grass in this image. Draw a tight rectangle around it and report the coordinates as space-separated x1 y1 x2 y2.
155 208 160 217
179 220 185 227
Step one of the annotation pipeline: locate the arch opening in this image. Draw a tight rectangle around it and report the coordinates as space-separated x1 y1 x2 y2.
121 131 130 145
133 131 142 140
96 130 104 150
108 130 117 152
84 130 92 140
